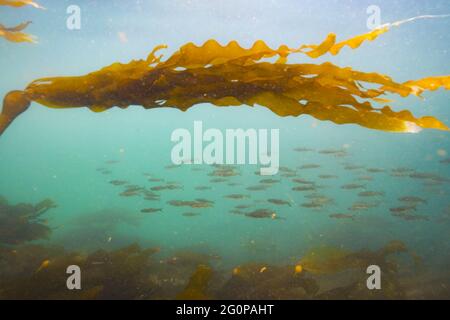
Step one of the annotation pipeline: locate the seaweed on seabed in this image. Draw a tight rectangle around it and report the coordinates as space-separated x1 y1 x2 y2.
176 264 214 300
297 240 416 299
1 16 450 137
217 263 319 300
0 243 160 300
0 195 56 245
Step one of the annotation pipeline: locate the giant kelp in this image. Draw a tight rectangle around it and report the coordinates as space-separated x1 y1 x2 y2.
0 0 43 9
0 0 43 43
0 21 36 43
0 16 449 137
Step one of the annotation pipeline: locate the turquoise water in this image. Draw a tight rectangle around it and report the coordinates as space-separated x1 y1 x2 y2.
0 0 449 299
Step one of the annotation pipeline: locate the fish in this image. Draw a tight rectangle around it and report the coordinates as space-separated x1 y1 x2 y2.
292 186 316 192
398 196 427 204
329 213 355 220
260 179 280 184
294 147 315 153
140 208 162 214
301 202 323 209
318 149 345 155
409 173 439 180
279 166 296 173
210 178 227 183
245 209 280 220
356 175 373 181
390 172 409 177
148 178 164 182
310 197 334 205
298 164 321 170
235 204 252 209
343 165 364 171
391 212 429 221
124 185 144 192
267 199 291 206
151 184 182 191
318 174 338 179
109 180 127 186
227 182 242 187
182 212 201 217
366 168 385 173
422 181 443 187
440 158 450 164
168 199 214 208
390 206 417 213
358 191 385 197
349 202 379 211
392 167 414 173
292 178 315 185
195 186 212 190
119 190 140 197
341 184 366 190
246 185 269 191
281 173 297 178
209 167 239 177
305 193 325 199
143 195 160 201
225 194 249 200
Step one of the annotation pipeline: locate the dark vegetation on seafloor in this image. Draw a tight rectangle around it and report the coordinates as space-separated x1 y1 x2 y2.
1 195 449 300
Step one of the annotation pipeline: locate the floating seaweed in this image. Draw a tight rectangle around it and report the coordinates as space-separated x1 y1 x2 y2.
1 16 450 137
0 0 44 9
0 21 36 43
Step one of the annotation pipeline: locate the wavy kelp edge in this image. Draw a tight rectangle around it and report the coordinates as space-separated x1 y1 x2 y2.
0 16 449 137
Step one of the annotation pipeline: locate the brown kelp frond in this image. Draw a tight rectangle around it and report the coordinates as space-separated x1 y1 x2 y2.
158 15 450 65
0 0 45 9
0 91 31 136
0 21 37 43
1 16 449 137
